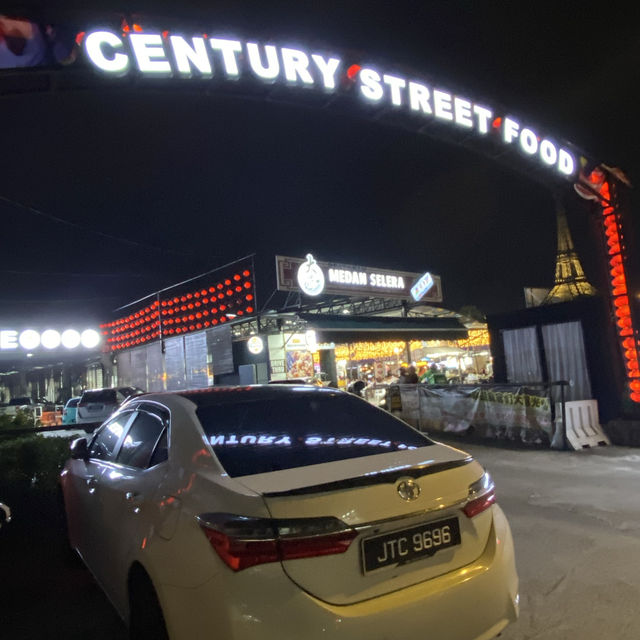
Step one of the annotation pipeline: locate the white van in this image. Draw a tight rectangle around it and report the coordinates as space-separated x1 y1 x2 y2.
76 387 144 428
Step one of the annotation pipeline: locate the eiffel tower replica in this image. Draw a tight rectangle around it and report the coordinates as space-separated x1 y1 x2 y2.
542 201 597 304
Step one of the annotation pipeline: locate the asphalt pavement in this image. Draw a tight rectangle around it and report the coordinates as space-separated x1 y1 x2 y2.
439 437 640 640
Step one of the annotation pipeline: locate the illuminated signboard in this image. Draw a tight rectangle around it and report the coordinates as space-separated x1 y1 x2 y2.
80 28 577 178
276 254 442 302
0 328 101 351
410 272 435 302
247 336 264 355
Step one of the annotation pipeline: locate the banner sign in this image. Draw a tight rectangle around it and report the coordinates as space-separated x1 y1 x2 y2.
366 384 552 443
276 254 442 302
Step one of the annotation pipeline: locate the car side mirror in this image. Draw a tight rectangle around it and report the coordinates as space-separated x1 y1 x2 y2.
70 437 89 461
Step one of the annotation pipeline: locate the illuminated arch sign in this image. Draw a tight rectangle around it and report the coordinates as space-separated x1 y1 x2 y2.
81 29 576 179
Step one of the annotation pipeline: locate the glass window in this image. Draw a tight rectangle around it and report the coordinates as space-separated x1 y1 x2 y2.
192 389 434 477
81 389 117 404
117 411 165 469
149 430 168 467
89 412 133 461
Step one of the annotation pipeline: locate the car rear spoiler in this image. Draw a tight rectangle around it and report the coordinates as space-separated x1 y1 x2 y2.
262 457 474 497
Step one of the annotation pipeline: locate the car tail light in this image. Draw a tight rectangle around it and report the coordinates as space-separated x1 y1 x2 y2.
197 513 357 571
463 472 496 518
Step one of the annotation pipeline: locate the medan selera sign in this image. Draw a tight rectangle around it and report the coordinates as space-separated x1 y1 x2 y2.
81 30 577 178
276 254 442 302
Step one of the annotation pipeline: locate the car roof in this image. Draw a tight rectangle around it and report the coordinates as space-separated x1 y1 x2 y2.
125 385 343 408
183 384 340 401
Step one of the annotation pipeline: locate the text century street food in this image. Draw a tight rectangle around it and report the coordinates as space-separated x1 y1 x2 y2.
83 30 577 178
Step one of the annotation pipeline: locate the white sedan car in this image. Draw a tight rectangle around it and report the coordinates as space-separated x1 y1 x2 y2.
60 386 518 640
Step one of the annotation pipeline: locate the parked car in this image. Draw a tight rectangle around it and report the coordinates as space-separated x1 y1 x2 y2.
62 397 81 425
0 396 38 418
60 385 518 640
75 387 144 427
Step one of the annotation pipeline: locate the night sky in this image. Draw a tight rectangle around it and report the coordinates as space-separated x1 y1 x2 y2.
1 2 638 320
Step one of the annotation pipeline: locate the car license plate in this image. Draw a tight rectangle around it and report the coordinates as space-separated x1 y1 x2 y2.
88 405 103 412
362 516 461 573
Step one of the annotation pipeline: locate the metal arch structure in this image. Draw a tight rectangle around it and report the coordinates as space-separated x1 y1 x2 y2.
0 14 638 406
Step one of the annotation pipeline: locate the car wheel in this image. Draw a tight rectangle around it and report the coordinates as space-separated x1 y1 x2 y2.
128 566 169 640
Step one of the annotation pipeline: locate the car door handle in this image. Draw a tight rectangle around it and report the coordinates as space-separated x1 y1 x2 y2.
86 476 98 494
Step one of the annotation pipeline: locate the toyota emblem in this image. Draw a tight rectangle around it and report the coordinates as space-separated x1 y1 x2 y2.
397 479 421 501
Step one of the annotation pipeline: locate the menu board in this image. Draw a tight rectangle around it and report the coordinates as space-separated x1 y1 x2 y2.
164 337 186 391
185 332 209 389
207 326 234 376
131 347 147 391
116 350 132 387
146 343 164 392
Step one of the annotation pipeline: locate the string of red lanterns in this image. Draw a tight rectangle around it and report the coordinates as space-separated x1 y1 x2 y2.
100 269 255 351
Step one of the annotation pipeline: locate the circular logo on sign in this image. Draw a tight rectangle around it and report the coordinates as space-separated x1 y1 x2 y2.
247 336 264 355
297 254 325 297
397 478 421 502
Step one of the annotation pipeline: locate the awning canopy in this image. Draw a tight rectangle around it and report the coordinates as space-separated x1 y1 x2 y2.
298 314 468 343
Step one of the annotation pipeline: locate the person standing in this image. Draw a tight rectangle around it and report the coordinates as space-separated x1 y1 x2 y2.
406 366 419 383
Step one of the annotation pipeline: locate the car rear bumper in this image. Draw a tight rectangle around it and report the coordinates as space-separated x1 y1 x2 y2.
159 504 518 640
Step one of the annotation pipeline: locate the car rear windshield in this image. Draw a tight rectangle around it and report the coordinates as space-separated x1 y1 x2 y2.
81 390 117 404
194 390 433 477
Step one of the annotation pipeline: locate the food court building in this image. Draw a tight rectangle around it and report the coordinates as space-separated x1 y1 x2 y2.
98 253 478 393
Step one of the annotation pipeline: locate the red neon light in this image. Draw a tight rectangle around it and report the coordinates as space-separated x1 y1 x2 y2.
346 64 361 80
588 172 640 401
